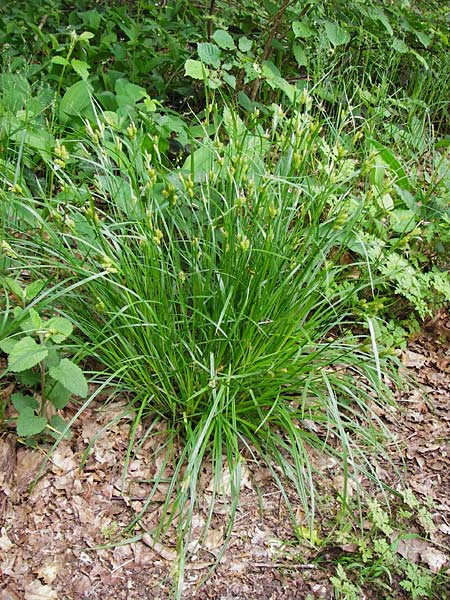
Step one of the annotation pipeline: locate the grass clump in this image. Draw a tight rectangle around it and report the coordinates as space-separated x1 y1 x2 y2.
5 102 396 584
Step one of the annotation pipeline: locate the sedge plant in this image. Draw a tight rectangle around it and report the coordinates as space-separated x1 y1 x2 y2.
3 99 398 594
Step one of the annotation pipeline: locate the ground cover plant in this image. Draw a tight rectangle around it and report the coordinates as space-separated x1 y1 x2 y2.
0 0 449 597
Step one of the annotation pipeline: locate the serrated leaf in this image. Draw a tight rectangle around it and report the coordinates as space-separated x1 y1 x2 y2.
45 317 73 343
238 37 252 53
292 21 315 39
184 59 208 80
47 381 72 409
324 21 350 47
16 407 47 437
49 358 88 398
8 337 48 372
71 59 90 80
11 392 39 412
212 29 235 50
197 42 221 68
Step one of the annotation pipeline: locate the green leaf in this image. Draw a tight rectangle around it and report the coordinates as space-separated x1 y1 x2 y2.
11 392 39 412
78 31 95 42
390 209 417 233
0 338 18 355
238 37 252 53
182 145 215 183
414 29 431 48
3 277 24 300
197 43 221 68
222 72 236 89
51 56 70 67
292 21 315 39
45 317 73 343
8 337 48 372
16 407 47 437
25 280 46 302
71 59 90 80
392 38 409 53
47 381 72 409
60 80 94 123
48 414 72 440
212 30 235 50
324 21 350 47
373 7 393 35
184 59 208 80
115 78 147 107
368 139 411 191
293 43 307 67
18 308 42 333
49 358 88 398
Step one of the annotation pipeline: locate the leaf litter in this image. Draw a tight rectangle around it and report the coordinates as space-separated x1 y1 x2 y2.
0 313 449 599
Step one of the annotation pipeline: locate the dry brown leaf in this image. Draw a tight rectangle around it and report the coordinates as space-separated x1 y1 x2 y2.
24 580 58 600
401 350 427 368
142 532 177 561
35 561 63 585
420 548 449 573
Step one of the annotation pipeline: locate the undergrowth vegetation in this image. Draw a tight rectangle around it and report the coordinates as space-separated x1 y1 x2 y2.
0 0 449 597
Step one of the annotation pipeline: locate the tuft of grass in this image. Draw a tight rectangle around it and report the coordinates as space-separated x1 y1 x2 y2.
5 103 398 590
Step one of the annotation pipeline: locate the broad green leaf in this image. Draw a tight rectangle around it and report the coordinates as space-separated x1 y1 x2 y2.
392 38 409 53
71 59 90 80
47 381 72 409
11 392 39 412
197 43 221 68
81 9 101 31
238 37 252 53
3 277 23 300
413 30 431 48
182 145 215 182
51 56 70 67
184 59 207 80
25 280 46 301
49 358 88 398
45 317 73 343
292 21 315 39
212 30 235 50
18 308 42 333
373 7 393 35
48 414 72 440
78 31 95 42
222 72 236 89
390 209 417 233
368 139 410 190
0 338 18 355
293 43 307 67
324 21 350 47
16 407 47 437
60 80 94 123
115 78 147 106
8 337 48 372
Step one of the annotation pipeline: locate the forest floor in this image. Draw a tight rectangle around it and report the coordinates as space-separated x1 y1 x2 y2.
1 312 449 600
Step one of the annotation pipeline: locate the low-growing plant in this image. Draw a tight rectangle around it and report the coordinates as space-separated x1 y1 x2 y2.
0 277 88 440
